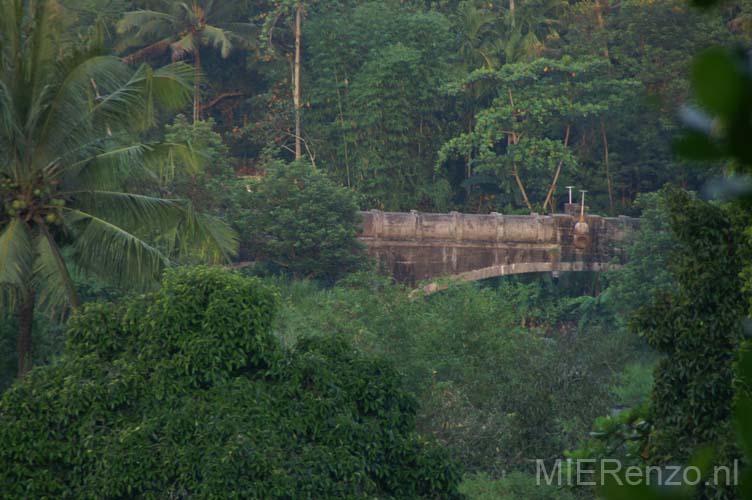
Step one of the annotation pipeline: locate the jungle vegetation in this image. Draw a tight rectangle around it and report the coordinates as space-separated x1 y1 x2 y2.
2 0 752 498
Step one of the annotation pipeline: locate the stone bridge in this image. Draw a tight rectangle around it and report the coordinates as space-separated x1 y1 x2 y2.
358 205 639 288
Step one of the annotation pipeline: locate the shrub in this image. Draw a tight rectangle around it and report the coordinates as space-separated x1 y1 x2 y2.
0 266 462 499
239 160 367 282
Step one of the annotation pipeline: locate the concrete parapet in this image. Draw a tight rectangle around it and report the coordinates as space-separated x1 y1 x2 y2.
358 210 639 285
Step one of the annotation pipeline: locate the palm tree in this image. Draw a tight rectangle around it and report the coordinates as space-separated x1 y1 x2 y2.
0 0 237 377
502 0 565 63
116 0 254 123
457 3 505 71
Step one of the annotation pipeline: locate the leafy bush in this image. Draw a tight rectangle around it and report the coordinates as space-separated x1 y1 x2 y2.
609 362 655 408
0 266 462 499
239 161 367 282
565 403 652 470
601 191 679 320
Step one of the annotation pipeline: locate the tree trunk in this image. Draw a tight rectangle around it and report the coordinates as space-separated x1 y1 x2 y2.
17 290 35 377
510 0 516 28
601 120 615 214
596 0 610 58
512 164 532 210
506 90 531 209
193 47 202 124
294 4 303 160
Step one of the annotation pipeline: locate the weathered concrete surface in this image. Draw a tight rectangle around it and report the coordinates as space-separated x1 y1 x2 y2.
358 208 639 286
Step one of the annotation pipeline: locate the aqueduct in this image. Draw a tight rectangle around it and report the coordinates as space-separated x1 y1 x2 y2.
358 205 639 288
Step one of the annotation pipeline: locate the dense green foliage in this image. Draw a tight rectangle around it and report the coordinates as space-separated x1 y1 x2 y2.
3 1 752 498
271 272 648 478
0 267 462 499
239 160 366 281
162 114 239 215
459 471 576 500
635 187 749 469
572 187 752 498
69 0 743 214
599 191 678 319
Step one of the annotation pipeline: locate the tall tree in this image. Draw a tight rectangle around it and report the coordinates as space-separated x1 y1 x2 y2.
261 0 312 161
117 0 253 123
456 2 505 71
439 58 640 212
0 0 237 376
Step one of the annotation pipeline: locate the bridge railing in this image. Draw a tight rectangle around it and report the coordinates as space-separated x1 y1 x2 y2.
359 210 638 245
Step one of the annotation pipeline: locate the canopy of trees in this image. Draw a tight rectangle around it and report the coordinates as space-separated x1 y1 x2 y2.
44 0 743 215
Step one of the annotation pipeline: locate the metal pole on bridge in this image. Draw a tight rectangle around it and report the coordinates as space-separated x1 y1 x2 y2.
580 190 587 220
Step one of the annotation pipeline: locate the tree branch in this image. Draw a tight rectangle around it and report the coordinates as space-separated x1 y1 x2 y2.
200 91 245 112
121 37 175 65
543 124 572 212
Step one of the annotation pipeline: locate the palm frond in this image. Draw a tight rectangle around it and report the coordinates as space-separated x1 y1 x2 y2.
95 62 192 130
177 209 238 264
0 218 34 288
0 284 23 315
62 138 201 190
202 26 232 58
150 63 194 110
66 192 237 266
31 233 69 316
0 80 20 176
143 141 205 185
170 34 197 61
64 207 170 290
39 57 192 158
116 10 177 40
26 0 71 101
176 2 199 24
37 55 135 158
67 191 191 235
63 142 157 189
0 1 23 73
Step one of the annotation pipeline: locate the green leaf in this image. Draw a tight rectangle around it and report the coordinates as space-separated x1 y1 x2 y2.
673 132 724 161
0 218 33 288
692 48 744 120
